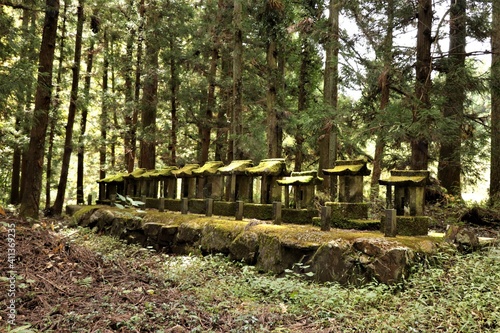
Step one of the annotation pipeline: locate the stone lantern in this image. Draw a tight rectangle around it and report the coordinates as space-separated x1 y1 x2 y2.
192 161 225 199
171 164 200 199
323 159 371 219
277 170 323 209
217 160 254 202
378 170 430 236
246 158 289 204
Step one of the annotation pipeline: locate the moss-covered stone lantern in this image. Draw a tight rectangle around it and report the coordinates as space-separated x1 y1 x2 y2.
192 161 225 199
277 170 323 209
322 159 371 219
147 166 179 199
246 158 289 204
378 170 430 236
96 172 127 203
171 164 200 199
217 160 254 202
123 168 147 197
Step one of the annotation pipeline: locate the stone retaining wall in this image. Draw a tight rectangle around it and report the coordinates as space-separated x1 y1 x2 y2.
68 205 443 285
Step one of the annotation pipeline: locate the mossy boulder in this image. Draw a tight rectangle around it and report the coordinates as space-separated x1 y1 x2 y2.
200 220 246 254
229 230 260 264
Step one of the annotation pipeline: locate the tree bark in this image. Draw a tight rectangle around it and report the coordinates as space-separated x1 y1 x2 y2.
10 0 37 205
231 0 243 160
139 1 159 170
51 0 85 215
438 0 466 197
100 32 109 180
76 33 95 204
319 0 339 196
168 35 178 165
19 0 60 219
411 0 433 170
491 0 500 203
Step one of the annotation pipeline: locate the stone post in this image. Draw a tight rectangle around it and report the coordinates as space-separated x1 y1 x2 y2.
235 200 244 220
206 198 213 217
273 201 282 225
384 209 397 237
321 205 331 231
181 198 189 214
87 194 92 205
159 197 165 212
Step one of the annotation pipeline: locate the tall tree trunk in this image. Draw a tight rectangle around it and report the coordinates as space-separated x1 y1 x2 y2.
231 0 243 160
370 0 394 201
295 38 312 172
11 0 37 205
140 1 159 170
169 44 178 166
491 0 500 203
201 45 217 164
267 39 280 158
133 0 145 169
319 0 339 196
100 32 109 180
124 7 136 172
215 0 232 162
438 0 466 197
51 0 85 215
44 0 67 210
76 33 95 204
19 0 60 219
411 0 433 170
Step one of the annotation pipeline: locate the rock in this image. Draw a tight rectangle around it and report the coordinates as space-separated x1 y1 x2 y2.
368 247 414 284
445 225 480 252
229 231 259 264
309 239 360 285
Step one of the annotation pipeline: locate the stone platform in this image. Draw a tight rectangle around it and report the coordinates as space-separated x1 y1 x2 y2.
67 205 445 285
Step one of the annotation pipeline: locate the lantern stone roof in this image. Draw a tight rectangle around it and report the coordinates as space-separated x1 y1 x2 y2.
217 160 253 175
171 164 200 177
379 170 429 186
97 172 128 183
245 158 288 176
120 168 148 180
277 170 323 186
323 159 371 176
192 161 224 176
138 166 179 178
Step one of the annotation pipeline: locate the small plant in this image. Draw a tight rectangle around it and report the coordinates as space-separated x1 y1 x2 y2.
114 193 145 211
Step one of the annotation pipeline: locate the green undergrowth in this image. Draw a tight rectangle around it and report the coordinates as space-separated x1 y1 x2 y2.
51 226 500 333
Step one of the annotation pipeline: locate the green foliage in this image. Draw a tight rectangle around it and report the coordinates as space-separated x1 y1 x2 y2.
114 193 145 210
62 224 500 332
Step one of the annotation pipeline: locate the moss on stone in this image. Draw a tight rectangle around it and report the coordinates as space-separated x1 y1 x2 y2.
245 158 288 176
217 160 253 174
192 161 224 175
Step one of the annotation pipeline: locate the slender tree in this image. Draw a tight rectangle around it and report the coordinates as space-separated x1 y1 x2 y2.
411 0 433 170
231 0 243 160
76 14 97 204
100 31 109 180
491 0 500 203
51 0 85 215
319 0 339 196
437 0 466 197
139 0 160 170
19 0 60 219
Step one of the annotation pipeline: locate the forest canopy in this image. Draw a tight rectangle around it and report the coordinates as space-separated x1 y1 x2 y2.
0 0 497 218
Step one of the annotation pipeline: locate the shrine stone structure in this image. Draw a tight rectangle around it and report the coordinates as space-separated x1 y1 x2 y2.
96 172 127 203
246 158 289 204
323 159 371 220
277 170 323 209
217 160 254 202
379 170 430 236
171 164 200 199
192 161 224 199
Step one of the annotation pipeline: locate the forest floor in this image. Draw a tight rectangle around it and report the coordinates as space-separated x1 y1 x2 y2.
1 204 500 333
